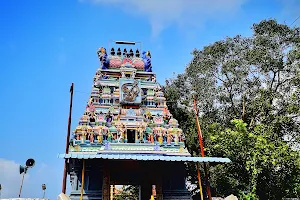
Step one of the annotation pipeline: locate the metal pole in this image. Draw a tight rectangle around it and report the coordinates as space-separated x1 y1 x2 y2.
43 190 46 198
197 165 204 200
203 164 212 200
62 83 74 193
193 96 212 200
80 160 86 200
18 172 26 197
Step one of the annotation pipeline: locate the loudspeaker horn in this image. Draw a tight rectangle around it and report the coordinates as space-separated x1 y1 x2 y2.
19 165 27 174
25 158 35 168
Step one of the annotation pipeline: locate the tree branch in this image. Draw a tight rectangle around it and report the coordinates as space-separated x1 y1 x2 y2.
224 72 238 116
270 70 277 92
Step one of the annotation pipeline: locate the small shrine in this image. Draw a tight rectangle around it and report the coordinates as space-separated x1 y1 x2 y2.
58 41 230 200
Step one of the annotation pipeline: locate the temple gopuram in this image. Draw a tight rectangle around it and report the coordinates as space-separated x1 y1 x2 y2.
58 41 230 200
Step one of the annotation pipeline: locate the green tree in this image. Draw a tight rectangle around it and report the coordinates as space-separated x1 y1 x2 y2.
206 120 300 199
164 19 300 199
114 185 139 200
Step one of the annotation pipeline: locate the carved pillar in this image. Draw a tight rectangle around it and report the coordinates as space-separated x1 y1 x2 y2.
156 179 163 200
140 183 152 200
102 161 110 200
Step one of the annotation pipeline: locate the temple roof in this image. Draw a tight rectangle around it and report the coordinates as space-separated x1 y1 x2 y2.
58 153 231 163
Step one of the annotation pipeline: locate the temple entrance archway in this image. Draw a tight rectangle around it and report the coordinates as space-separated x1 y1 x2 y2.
103 160 164 200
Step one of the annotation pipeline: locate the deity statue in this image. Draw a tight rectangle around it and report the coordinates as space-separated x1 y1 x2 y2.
174 132 179 145
117 123 127 143
81 132 86 143
145 110 152 121
107 130 112 143
178 130 183 142
81 126 88 143
97 47 110 69
96 126 104 144
137 124 145 143
167 132 172 145
149 133 154 144
162 128 167 144
158 129 163 145
144 131 148 142
98 132 103 144
142 51 152 72
103 127 108 141
74 126 82 141
97 112 106 125
89 131 95 143
76 133 80 140
106 111 113 127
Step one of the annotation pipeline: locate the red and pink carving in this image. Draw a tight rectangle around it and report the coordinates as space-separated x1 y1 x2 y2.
109 57 122 68
132 58 144 70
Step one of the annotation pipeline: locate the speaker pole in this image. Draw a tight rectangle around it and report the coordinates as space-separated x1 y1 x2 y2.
42 184 46 198
18 171 26 197
62 83 74 194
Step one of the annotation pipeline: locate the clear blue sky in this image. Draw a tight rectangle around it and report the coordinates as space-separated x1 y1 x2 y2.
0 0 299 199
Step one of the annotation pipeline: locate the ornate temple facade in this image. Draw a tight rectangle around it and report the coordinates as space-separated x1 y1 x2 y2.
58 41 230 200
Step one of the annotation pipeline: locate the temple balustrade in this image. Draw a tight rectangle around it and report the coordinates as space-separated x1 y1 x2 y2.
72 122 184 146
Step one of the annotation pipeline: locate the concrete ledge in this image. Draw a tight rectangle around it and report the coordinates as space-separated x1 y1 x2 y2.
0 199 48 200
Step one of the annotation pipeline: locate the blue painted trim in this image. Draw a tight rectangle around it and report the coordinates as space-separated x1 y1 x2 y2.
57 153 231 163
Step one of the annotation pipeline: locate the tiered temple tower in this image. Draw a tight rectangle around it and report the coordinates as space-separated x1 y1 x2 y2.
58 41 230 200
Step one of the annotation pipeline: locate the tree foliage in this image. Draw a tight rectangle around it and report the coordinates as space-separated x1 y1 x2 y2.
114 185 139 200
164 19 300 199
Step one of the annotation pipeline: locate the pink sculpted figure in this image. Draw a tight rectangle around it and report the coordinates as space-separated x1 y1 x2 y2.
150 133 154 144
89 131 94 143
167 132 172 144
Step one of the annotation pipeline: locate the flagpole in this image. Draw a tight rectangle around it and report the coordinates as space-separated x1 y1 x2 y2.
62 83 74 193
193 95 212 200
